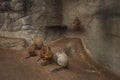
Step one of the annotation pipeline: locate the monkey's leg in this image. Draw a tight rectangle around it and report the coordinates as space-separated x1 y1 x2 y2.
25 55 31 59
41 60 53 66
25 52 37 59
37 57 41 62
50 66 65 73
64 65 69 69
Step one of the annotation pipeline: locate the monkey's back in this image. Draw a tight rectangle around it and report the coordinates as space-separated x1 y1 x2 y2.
57 53 68 67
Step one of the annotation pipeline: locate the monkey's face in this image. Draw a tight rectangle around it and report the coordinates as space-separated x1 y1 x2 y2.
31 35 37 41
31 37 35 41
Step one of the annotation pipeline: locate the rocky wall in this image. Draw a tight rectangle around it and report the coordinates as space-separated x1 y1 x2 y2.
0 0 62 43
62 0 120 75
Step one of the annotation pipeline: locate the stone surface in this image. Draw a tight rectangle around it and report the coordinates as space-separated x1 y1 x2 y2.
0 0 62 41
62 0 120 75
0 36 26 50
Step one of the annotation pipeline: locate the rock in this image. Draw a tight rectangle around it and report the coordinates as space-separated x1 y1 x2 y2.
21 25 33 30
11 0 23 11
0 36 26 50
0 0 62 42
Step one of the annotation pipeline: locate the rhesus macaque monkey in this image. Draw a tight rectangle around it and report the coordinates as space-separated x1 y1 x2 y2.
25 35 44 59
37 46 54 66
51 51 69 72
25 43 37 59
72 17 81 29
42 46 53 60
31 35 44 50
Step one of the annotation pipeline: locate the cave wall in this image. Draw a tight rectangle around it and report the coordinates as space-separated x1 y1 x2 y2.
62 0 120 75
0 0 62 42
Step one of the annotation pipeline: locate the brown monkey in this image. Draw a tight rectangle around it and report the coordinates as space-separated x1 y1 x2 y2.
25 43 37 59
37 46 53 66
31 35 44 50
72 17 81 29
37 46 45 60
25 35 44 59
44 46 53 60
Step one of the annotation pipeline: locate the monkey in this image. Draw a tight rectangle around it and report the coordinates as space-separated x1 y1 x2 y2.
42 46 53 60
25 43 37 59
25 35 44 59
72 17 81 30
37 46 54 66
31 35 44 50
51 51 69 72
37 46 53 61
37 46 45 61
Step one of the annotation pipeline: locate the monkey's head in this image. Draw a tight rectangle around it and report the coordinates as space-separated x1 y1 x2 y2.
75 16 79 19
31 34 37 41
47 46 51 51
56 51 62 57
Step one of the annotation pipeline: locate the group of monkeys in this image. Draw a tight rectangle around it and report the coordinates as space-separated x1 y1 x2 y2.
25 35 69 72
25 17 82 72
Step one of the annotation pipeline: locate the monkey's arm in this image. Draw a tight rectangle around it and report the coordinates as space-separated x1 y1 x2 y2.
37 54 44 61
37 57 41 61
50 66 66 73
37 50 45 61
25 55 31 59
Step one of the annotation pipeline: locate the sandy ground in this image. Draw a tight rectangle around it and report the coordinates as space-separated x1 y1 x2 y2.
0 37 120 80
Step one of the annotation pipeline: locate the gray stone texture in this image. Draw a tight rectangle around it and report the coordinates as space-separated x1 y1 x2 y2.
62 0 120 75
0 0 62 41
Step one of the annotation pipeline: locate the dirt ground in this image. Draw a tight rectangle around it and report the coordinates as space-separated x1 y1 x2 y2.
0 37 120 80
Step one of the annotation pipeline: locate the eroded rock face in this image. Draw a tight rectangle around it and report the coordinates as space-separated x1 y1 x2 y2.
0 36 26 50
62 0 120 75
0 0 62 42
